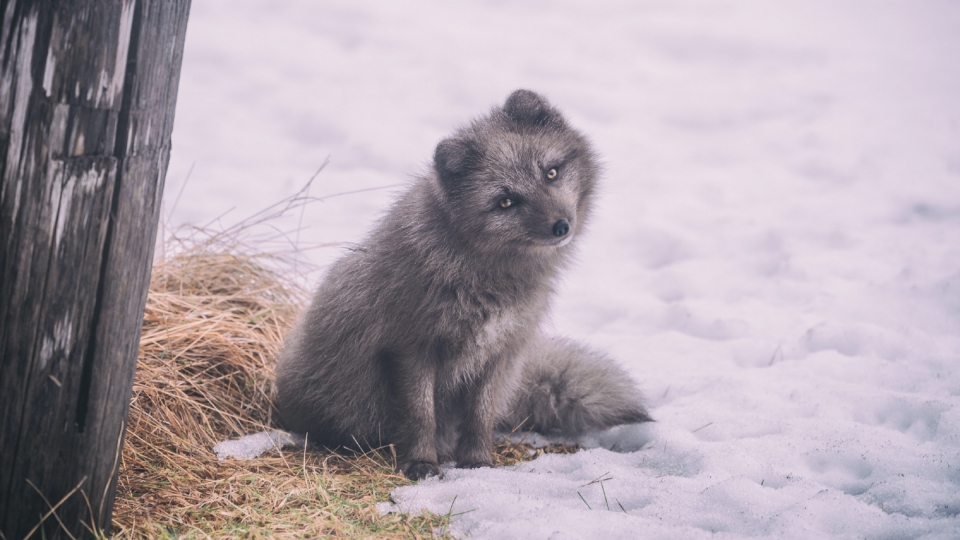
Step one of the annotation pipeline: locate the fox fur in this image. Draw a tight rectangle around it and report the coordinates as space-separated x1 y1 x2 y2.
275 89 651 480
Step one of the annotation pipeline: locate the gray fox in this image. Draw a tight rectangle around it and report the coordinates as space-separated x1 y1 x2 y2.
275 90 651 480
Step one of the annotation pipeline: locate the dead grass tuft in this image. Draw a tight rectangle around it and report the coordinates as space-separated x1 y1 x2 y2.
492 441 580 469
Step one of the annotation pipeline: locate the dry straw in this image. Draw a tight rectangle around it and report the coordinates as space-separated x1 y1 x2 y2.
110 179 576 538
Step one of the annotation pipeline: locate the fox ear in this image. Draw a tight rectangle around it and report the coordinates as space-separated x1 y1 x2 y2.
503 89 553 126
434 137 481 188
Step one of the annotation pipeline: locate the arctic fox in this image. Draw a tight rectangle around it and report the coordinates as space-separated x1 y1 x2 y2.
276 90 651 480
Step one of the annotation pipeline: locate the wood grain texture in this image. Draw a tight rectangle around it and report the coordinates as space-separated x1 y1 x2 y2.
0 1 191 538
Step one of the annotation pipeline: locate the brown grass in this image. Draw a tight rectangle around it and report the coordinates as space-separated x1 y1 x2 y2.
110 226 577 538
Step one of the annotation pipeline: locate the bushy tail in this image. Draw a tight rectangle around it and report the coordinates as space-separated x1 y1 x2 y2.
498 336 652 435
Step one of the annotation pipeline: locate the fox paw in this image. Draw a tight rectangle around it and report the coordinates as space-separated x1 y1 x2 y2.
402 460 443 480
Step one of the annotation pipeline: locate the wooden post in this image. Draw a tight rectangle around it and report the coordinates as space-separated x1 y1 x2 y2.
0 1 191 538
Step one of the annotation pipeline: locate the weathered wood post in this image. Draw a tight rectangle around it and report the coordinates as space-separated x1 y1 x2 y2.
0 1 191 538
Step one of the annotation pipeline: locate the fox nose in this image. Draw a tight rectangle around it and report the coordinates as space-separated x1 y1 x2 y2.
552 219 570 237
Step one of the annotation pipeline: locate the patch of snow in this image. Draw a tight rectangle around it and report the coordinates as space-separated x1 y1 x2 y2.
213 430 305 461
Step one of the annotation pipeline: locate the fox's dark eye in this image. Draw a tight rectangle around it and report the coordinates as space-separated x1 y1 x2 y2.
546 168 558 180
499 197 514 209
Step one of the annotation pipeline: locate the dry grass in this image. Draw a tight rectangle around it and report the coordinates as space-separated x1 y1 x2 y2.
110 224 578 538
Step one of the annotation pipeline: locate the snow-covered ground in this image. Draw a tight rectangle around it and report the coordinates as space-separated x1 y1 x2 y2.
167 1 960 537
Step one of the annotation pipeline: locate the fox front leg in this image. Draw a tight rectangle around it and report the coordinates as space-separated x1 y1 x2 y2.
383 352 443 480
454 361 505 469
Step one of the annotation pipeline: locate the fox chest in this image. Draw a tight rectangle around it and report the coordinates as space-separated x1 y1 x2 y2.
440 304 534 378
473 309 522 351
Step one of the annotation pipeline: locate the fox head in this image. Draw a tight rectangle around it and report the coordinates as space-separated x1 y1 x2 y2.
432 90 600 254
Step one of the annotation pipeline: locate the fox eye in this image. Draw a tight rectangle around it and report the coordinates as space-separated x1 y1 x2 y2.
499 197 514 209
546 168 558 180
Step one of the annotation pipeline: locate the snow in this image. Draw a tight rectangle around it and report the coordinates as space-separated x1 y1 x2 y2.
212 430 304 461
169 0 960 538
